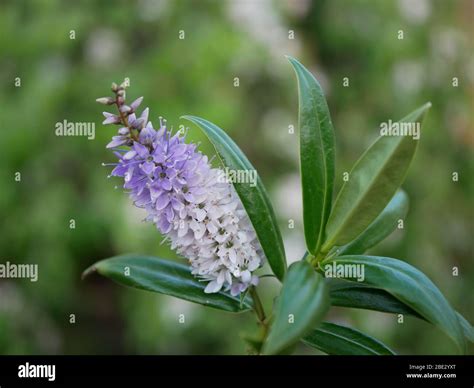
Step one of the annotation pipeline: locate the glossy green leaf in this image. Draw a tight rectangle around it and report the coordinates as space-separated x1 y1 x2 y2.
328 278 421 317
287 56 335 255
321 255 466 353
457 313 474 343
322 103 431 252
262 261 329 355
181 116 287 281
82 254 252 313
328 279 474 343
338 190 409 255
303 322 395 355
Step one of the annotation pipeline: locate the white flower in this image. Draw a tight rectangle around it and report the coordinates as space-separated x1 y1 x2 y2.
173 168 264 295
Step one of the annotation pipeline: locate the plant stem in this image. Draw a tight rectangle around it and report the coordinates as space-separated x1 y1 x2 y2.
249 287 269 354
249 286 266 325
115 97 139 141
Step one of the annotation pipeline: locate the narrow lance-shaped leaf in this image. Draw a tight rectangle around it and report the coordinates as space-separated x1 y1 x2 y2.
327 278 422 317
287 56 335 255
262 261 329 355
328 279 474 344
322 103 431 252
321 255 466 353
82 255 252 313
338 190 409 256
457 313 474 343
302 322 395 355
181 116 287 281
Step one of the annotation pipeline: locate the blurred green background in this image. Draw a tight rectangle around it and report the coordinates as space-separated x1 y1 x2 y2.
0 0 472 355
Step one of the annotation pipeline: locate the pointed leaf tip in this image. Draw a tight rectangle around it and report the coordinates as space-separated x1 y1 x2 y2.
84 255 252 312
81 264 97 280
287 57 335 255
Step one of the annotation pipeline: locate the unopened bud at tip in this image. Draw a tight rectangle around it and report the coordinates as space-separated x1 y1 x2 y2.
96 97 115 105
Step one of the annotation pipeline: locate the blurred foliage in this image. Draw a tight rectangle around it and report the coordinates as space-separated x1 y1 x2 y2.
0 0 472 355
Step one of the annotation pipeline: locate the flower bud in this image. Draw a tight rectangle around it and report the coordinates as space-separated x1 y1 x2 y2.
130 97 143 111
102 112 121 125
130 117 145 129
96 97 115 105
120 105 132 114
139 108 149 124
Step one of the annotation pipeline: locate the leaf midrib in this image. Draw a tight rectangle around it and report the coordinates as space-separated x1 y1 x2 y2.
310 327 384 355
324 134 410 249
298 65 331 253
102 258 251 309
332 257 447 318
326 256 463 349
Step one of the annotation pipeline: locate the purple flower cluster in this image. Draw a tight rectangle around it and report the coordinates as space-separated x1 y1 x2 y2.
97 81 263 295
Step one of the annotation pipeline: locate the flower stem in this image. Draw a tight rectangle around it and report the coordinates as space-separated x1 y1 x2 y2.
115 97 138 141
249 286 266 324
249 287 269 354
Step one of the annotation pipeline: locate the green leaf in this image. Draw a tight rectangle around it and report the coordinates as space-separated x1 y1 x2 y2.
338 190 409 255
262 261 329 354
321 255 466 353
181 116 287 281
457 313 474 343
322 103 431 252
328 279 474 343
302 322 395 355
287 56 335 255
82 254 252 313
328 278 421 317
